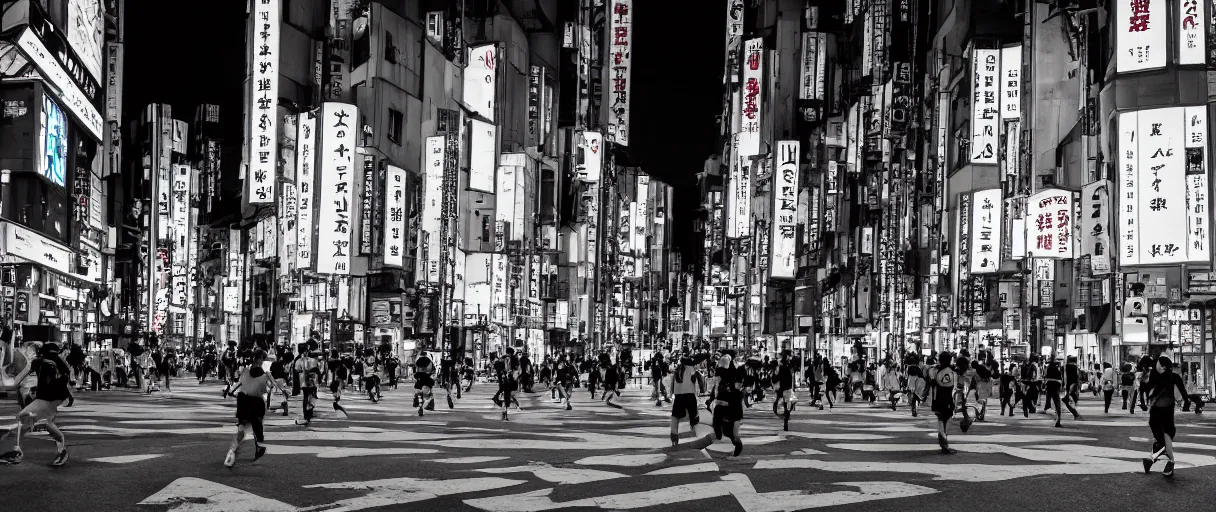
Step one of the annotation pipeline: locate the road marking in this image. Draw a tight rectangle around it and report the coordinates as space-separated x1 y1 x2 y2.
463 474 936 512
301 476 526 512
928 433 1095 443
89 454 166 464
138 477 297 512
644 462 719 475
574 453 667 466
261 444 439 458
475 463 628 484
429 456 511 464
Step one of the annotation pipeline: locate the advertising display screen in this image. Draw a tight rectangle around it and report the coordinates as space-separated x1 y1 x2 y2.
40 94 68 188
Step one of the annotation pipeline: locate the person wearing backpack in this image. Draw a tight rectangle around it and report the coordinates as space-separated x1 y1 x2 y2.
1140 356 1191 478
128 340 145 390
928 352 958 453
1119 362 1136 410
999 363 1018 416
1018 357 1041 417
0 342 74 466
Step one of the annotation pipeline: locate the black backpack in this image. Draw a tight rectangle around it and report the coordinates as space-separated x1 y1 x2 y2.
35 358 62 396
129 343 145 358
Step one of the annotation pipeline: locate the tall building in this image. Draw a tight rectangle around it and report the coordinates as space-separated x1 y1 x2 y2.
0 0 115 356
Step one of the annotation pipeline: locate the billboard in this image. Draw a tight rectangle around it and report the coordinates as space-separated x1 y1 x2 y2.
739 38 763 157
296 111 317 268
1115 0 1166 72
1081 180 1112 275
970 48 999 164
577 131 602 182
969 188 1002 274
245 0 280 204
770 141 799 279
315 102 357 275
1026 188 1075 260
1118 107 1209 266
469 118 496 193
727 136 751 238
420 136 444 283
463 43 498 120
606 0 632 145
723 0 743 83
799 32 827 100
495 162 517 252
66 0 104 82
383 165 407 267
999 45 1021 119
39 94 68 188
1179 0 1207 66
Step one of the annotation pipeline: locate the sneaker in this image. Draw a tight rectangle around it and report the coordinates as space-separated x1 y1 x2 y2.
224 450 236 468
960 418 973 433
295 419 310 427
1164 461 1174 478
254 446 267 461
733 442 743 457
51 448 68 467
1 448 23 465
501 411 509 421
418 407 425 417
937 434 948 452
565 404 572 411
447 396 455 409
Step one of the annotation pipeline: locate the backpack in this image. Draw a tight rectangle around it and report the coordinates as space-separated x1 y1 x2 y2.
129 343 145 358
35 358 62 397
1121 372 1136 387
934 366 957 389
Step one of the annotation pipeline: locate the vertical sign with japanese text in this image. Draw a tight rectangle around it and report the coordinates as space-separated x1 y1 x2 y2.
315 102 357 275
970 188 1002 274
771 141 799 279
606 0 632 145
1180 0 1207 65
970 48 999 164
1136 107 1188 264
296 111 316 269
1119 111 1142 265
800 32 827 100
1116 0 1166 72
1082 180 1113 275
464 44 498 120
383 165 407 268
246 0 280 204
739 38 763 157
1184 106 1210 263
724 0 743 83
1027 188 1075 259
421 136 445 282
999 45 1021 119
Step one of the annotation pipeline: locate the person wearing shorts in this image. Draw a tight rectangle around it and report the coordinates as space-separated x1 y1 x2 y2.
928 352 957 454
225 349 283 467
668 353 710 448
713 354 746 456
1 342 74 466
414 351 436 416
1141 356 1191 477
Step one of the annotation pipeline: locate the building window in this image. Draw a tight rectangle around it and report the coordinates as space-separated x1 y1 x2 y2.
384 31 397 64
388 108 403 144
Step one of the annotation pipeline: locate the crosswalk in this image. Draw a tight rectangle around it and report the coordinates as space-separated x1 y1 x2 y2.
4 379 1216 510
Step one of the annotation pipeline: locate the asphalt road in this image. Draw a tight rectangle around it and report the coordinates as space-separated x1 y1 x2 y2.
2 378 1215 511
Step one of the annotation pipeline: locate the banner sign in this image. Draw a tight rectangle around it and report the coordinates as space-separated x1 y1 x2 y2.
969 188 1002 274
246 0 280 204
315 102 357 275
383 165 407 267
1027 188 1075 260
739 38 763 157
1116 0 1166 72
296 111 317 268
970 48 999 164
770 141 799 279
606 0 633 145
1081 180 1113 275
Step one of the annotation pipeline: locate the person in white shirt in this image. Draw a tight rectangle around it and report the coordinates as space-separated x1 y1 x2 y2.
1101 362 1117 414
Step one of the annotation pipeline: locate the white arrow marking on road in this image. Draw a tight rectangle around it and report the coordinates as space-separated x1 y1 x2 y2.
475 463 629 484
463 473 936 512
643 462 719 475
300 476 526 512
90 454 166 464
574 453 667 466
137 477 297 512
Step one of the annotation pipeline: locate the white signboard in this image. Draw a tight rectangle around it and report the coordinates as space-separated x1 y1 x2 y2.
280 182 297 280
771 141 799 279
739 38 763 157
246 0 280 204
1119 111 1141 265
1116 0 1166 72
464 43 498 120
1179 0 1207 66
606 0 632 145
799 32 827 100
469 119 496 193
2 222 73 275
969 188 1003 274
999 45 1021 119
970 48 999 164
421 136 444 282
728 136 752 238
1026 188 1075 259
1081 180 1113 275
635 175 649 252
578 131 602 182
66 0 104 82
314 102 357 275
724 0 744 83
295 111 317 268
495 163 517 252
1185 106 1210 263
13 29 103 140
383 165 407 268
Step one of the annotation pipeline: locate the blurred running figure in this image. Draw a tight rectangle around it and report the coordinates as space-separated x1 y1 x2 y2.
293 341 324 427
0 342 74 466
414 351 436 416
224 349 284 467
668 353 711 448
1141 356 1191 478
928 352 958 453
771 350 797 431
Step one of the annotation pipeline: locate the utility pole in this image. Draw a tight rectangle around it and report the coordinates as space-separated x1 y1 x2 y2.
436 111 459 355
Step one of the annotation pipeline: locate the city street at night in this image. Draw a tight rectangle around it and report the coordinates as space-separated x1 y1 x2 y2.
3 380 1216 511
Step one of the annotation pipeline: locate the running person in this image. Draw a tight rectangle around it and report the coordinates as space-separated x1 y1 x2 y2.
712 354 746 456
1141 356 1191 478
1 342 74 466
327 350 349 417
220 341 239 398
554 359 576 410
224 349 284 467
293 342 324 427
268 349 291 415
598 354 623 409
668 353 712 448
927 352 958 453
414 351 437 416
771 350 797 431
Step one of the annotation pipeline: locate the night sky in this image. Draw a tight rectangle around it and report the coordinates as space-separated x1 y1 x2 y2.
122 0 723 260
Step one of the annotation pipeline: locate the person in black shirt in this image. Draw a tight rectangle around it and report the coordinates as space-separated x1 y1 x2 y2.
414 351 436 416
440 353 456 408
327 350 349 417
1141 356 1191 477
220 342 239 398
268 350 291 415
1043 359 1079 428
1 342 75 466
999 364 1017 417
772 350 796 431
